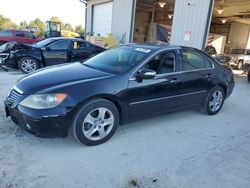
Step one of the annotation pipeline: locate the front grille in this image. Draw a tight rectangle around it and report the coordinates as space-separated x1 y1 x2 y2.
7 89 22 104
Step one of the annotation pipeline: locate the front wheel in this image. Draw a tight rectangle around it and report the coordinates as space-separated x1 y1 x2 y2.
18 57 39 74
201 86 225 115
237 60 244 70
72 98 119 146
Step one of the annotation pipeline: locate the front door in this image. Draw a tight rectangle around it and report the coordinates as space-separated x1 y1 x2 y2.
42 40 70 66
126 50 183 120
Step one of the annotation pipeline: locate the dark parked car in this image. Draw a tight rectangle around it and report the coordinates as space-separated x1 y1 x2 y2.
5 37 105 73
0 29 40 45
4 44 235 145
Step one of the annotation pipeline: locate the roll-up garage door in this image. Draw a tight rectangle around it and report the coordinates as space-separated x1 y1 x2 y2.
93 2 113 37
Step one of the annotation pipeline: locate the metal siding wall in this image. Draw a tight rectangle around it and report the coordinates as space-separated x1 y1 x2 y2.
86 0 113 34
112 0 135 43
170 0 214 50
86 0 134 43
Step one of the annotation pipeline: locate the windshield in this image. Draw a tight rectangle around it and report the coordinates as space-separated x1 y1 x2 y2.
84 46 152 74
33 38 55 48
228 49 246 54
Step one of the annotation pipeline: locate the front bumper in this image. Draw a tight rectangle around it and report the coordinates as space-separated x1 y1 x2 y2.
4 101 74 138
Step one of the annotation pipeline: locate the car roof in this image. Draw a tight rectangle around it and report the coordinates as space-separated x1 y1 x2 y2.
123 43 199 52
1 29 30 33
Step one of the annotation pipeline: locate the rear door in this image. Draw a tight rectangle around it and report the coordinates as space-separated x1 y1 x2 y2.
176 49 214 108
42 39 71 66
70 41 93 61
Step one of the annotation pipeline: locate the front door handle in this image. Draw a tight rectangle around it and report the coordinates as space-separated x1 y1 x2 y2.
206 74 212 78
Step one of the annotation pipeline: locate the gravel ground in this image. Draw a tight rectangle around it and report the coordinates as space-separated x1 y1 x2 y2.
0 69 250 188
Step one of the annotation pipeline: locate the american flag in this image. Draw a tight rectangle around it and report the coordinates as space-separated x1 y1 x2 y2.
156 24 171 43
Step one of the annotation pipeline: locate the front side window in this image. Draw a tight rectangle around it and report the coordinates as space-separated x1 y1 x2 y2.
84 46 150 74
24 32 35 39
72 41 90 49
180 50 213 71
143 51 176 74
49 40 70 50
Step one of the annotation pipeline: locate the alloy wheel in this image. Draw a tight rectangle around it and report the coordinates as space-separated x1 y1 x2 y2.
21 59 37 73
82 107 114 141
209 90 223 112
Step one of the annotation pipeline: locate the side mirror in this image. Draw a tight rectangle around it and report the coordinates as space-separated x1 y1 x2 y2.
136 69 156 81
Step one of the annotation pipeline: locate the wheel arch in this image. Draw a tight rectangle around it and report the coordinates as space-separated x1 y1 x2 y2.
211 83 227 97
73 94 124 124
17 55 43 67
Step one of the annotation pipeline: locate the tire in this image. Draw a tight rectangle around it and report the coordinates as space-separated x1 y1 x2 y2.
72 98 119 146
248 69 250 82
237 60 244 70
200 86 225 115
18 57 39 74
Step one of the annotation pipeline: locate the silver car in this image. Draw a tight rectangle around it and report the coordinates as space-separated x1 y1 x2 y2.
223 48 250 70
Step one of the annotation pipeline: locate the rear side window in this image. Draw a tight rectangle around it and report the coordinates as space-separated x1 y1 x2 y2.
0 30 12 37
72 41 90 49
49 40 70 50
180 50 213 71
15 31 25 37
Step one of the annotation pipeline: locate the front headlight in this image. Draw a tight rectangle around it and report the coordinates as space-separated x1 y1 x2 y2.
19 94 67 109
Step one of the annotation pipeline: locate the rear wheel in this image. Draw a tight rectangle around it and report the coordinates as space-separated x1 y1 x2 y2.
201 86 225 115
18 57 39 74
248 69 250 82
72 98 119 146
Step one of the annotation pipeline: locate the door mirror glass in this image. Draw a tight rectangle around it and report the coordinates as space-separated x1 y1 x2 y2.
136 69 156 81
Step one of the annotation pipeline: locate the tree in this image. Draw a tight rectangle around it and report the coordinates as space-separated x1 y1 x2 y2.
75 25 85 36
29 18 45 37
19 20 28 30
64 23 73 31
0 15 18 30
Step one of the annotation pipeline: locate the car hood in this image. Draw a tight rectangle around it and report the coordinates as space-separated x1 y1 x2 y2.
16 62 113 94
0 42 35 53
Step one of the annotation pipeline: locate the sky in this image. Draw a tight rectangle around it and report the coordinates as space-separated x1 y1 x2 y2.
0 0 86 28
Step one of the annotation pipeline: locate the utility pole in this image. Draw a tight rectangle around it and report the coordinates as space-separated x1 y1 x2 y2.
79 0 87 39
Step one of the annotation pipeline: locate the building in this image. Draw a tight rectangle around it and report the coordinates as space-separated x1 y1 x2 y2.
85 0 250 51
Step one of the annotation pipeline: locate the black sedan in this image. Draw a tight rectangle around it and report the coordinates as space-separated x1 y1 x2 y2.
5 37 105 73
5 44 235 145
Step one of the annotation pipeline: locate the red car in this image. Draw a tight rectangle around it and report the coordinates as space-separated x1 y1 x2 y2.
0 29 41 45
